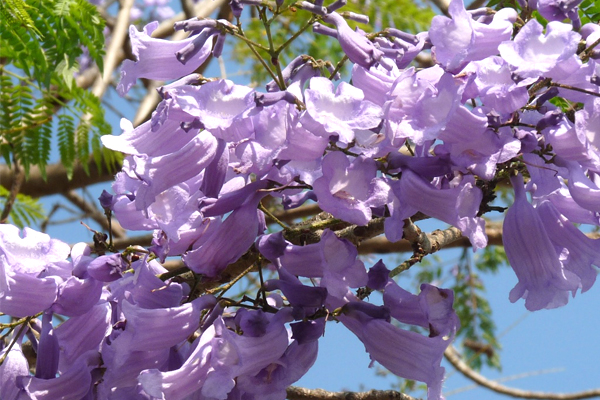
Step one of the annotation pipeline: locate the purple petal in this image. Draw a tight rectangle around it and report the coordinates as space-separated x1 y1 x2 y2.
117 22 213 96
503 174 580 310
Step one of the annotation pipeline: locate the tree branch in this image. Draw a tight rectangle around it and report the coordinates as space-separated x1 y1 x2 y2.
285 386 419 400
0 156 24 223
444 345 600 400
0 156 118 198
92 0 134 98
466 0 488 10
428 0 450 16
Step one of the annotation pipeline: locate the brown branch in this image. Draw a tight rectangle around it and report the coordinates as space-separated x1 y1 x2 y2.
444 345 600 400
285 386 419 400
181 0 196 19
466 0 488 9
110 233 153 250
0 157 25 223
428 0 450 16
390 225 463 277
357 225 599 254
92 0 134 99
0 156 118 198
62 190 126 238
358 223 504 254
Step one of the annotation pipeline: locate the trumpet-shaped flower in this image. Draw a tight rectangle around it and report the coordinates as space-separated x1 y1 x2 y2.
503 174 580 310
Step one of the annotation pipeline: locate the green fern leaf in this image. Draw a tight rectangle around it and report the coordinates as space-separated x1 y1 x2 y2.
0 0 44 38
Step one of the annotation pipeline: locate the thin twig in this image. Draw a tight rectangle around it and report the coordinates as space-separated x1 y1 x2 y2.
390 226 463 278
444 345 600 400
550 82 600 98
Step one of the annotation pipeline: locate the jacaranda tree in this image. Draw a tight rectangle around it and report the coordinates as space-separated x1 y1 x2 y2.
1 0 600 398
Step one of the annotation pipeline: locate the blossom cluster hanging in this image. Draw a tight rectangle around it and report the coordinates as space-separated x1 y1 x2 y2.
2 0 600 398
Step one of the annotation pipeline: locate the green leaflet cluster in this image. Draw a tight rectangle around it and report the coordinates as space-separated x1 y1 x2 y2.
0 0 114 181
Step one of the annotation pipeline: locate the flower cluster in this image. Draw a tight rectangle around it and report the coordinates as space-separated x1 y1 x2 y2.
2 0 600 398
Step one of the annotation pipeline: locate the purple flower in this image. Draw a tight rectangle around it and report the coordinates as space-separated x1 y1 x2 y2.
101 118 196 158
235 101 328 175
0 333 28 400
87 253 127 282
183 191 266 278
429 0 517 72
563 160 600 213
340 301 451 400
19 351 102 400
98 190 115 211
54 301 112 372
523 153 600 226
236 340 319 399
537 200 600 293
290 319 326 344
263 268 328 309
257 229 368 300
319 12 393 70
108 296 216 367
0 224 70 274
51 275 103 317
117 22 214 96
265 55 314 92
367 259 389 290
385 170 487 250
542 117 596 167
384 281 459 338
313 152 390 225
171 79 257 141
301 77 382 144
138 310 291 400
573 97 600 168
537 0 582 25
503 174 580 310
436 107 521 180
499 19 581 80
384 67 462 146
130 130 219 211
465 56 529 114
351 63 398 107
0 225 77 317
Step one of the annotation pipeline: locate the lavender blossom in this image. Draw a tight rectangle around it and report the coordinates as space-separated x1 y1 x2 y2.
384 67 462 146
385 170 487 250
301 77 383 144
503 174 580 310
429 0 517 72
320 12 392 70
117 22 214 95
312 152 390 225
498 19 581 80
0 334 28 400
138 311 291 399
340 300 451 400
